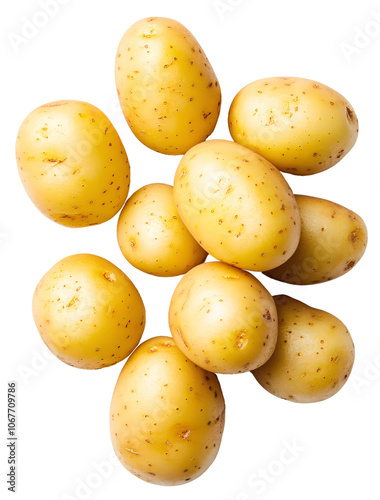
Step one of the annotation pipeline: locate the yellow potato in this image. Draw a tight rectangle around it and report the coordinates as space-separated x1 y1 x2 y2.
16 100 130 227
252 295 355 403
173 139 301 272
169 262 278 374
117 183 207 277
229 77 358 175
32 254 145 369
265 195 368 284
110 336 225 485
116 17 221 155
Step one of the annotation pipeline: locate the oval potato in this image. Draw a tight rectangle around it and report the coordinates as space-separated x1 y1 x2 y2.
117 183 207 277
264 195 368 284
16 100 130 227
32 254 145 369
173 139 301 272
110 336 225 485
229 77 358 175
252 295 355 403
169 262 278 374
116 17 221 155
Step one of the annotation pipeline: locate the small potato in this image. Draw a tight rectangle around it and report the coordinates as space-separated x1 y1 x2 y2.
169 262 277 374
173 139 301 272
229 77 358 175
32 254 145 369
16 100 130 227
110 336 225 486
117 183 207 277
252 295 355 403
116 17 221 155
264 195 368 285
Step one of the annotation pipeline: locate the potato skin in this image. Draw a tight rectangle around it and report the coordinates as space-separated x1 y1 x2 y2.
32 254 145 369
116 17 221 155
169 262 278 374
16 100 130 227
173 139 301 272
110 336 225 486
264 195 368 285
229 77 358 175
252 295 355 403
117 183 207 277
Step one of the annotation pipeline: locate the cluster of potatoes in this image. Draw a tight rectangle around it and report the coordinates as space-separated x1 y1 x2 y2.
16 17 367 487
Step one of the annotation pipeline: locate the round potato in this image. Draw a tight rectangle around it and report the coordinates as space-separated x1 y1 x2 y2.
264 195 368 285
110 336 225 485
252 295 355 403
32 254 145 369
229 77 358 175
117 183 207 277
173 139 301 272
169 262 278 374
116 17 221 155
16 100 130 227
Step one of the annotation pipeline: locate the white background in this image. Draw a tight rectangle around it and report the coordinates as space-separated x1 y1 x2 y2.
1 0 380 499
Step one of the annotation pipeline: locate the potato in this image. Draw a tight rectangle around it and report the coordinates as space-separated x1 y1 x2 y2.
110 336 225 485
229 77 358 175
16 100 130 227
252 295 355 403
117 183 207 277
115 17 221 155
264 195 368 285
169 262 278 374
173 139 301 272
32 254 145 369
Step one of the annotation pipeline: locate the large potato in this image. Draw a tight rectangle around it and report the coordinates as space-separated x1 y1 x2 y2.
16 100 130 227
229 77 358 175
116 17 221 155
32 254 145 369
110 336 225 485
252 295 355 403
265 195 368 284
169 262 278 374
117 183 207 277
173 139 301 272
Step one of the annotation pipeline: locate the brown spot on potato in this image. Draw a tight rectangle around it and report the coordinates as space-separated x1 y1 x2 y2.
346 107 354 121
263 310 272 321
349 229 360 243
344 260 355 271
